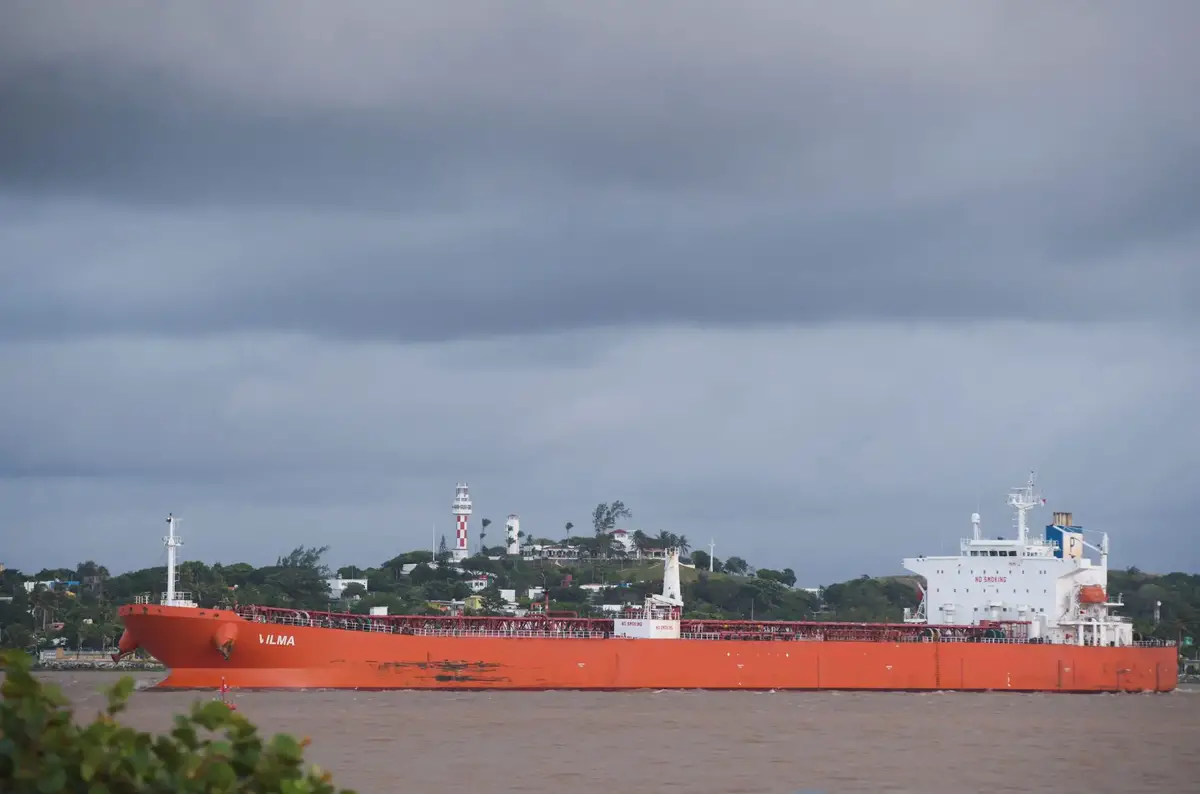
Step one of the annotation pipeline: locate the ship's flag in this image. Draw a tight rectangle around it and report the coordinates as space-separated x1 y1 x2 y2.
1040 498 1047 505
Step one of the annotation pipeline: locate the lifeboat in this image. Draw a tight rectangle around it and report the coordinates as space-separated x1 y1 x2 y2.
213 622 238 660
110 629 139 663
1078 585 1107 604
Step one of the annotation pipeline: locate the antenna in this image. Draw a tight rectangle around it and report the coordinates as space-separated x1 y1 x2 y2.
1006 470 1044 545
163 513 182 605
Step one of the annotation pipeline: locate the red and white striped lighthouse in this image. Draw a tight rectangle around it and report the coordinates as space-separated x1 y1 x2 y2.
451 483 472 561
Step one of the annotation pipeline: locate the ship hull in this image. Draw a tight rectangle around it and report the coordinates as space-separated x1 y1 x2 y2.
119 605 1178 693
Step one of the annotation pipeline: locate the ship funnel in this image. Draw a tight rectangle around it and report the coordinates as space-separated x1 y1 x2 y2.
660 549 684 606
1053 511 1073 527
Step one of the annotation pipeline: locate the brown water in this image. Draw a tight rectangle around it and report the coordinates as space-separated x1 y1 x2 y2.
33 672 1200 793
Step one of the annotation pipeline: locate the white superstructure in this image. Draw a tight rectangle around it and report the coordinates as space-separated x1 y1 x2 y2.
902 472 1134 647
612 548 684 639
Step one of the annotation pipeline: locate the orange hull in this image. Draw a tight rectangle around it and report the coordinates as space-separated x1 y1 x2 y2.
119 605 1178 693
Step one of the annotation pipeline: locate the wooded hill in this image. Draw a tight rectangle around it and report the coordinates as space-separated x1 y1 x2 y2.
2 501 1196 651
2 548 1196 653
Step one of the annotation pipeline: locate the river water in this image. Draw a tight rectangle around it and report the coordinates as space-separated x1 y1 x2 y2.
34 672 1200 793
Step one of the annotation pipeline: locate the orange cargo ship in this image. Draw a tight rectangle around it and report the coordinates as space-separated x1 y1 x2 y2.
115 475 1179 693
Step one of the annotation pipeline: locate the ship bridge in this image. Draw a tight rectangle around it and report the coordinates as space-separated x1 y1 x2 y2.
901 474 1134 647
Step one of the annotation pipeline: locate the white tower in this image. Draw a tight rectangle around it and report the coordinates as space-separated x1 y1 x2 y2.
505 514 521 555
452 483 472 561
661 548 683 605
164 513 180 604
161 514 196 608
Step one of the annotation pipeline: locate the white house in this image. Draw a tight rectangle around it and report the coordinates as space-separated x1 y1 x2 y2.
326 577 368 599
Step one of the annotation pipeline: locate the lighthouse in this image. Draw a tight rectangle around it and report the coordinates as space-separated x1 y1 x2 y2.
452 483 472 561
505 515 521 556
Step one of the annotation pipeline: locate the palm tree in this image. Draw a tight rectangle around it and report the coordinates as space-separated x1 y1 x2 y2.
564 521 574 541
479 518 492 554
676 534 690 556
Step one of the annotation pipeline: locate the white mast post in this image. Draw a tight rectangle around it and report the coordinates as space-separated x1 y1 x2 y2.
1006 470 1043 546
164 513 181 604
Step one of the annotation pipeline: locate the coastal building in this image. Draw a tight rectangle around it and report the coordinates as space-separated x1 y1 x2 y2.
325 577 369 599
465 575 492 592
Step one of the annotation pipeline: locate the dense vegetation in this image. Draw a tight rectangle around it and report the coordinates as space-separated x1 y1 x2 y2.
1 501 1196 653
0 649 353 793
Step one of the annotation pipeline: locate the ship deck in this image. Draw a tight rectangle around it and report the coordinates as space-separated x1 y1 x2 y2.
230 604 1172 646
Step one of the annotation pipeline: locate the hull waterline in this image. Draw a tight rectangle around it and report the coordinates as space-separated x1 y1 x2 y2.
119 604 1178 693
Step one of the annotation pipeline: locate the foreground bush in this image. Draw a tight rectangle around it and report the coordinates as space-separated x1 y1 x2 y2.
0 649 355 793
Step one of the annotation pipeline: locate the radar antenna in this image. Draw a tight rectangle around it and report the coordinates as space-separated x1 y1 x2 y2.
1006 470 1045 545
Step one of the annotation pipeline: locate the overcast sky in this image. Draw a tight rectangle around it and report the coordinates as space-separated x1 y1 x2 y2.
2 1 1197 584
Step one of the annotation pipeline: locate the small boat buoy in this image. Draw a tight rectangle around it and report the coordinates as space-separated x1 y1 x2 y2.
218 677 237 710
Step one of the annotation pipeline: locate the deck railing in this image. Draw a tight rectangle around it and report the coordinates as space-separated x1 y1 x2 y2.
231 605 1175 647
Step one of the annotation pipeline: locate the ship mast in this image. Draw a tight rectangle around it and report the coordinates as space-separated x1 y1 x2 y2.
1006 471 1043 545
164 513 181 605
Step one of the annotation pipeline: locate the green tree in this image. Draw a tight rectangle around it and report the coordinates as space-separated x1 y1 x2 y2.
756 568 797 587
277 546 331 575
480 586 507 615
723 556 749 575
479 518 491 554
591 501 632 537
0 649 354 793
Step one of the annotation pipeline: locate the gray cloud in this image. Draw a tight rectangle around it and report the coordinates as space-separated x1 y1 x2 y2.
1 1 1197 580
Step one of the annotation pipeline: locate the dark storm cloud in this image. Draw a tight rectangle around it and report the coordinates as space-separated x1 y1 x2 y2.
2 1 1198 343
2 2 1198 579
3 324 1198 576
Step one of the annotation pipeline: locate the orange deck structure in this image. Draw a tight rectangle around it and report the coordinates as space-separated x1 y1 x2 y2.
116 603 1178 693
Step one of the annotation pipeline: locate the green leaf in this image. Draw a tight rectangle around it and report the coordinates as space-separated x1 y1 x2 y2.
0 649 357 794
36 767 65 793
